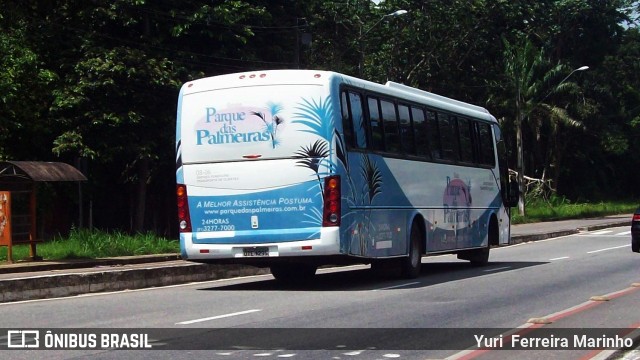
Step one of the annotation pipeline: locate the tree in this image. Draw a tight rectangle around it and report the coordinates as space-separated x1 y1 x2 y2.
0 15 57 160
501 37 586 215
558 26 640 199
47 1 273 232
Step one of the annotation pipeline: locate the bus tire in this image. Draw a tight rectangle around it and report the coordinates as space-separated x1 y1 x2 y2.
459 217 496 266
457 244 490 266
468 246 490 266
370 260 386 275
401 223 422 279
270 263 317 283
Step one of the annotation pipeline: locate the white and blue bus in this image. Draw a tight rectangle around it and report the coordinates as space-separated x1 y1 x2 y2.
176 70 518 281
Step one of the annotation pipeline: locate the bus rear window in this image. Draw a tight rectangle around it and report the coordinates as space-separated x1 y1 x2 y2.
179 84 328 163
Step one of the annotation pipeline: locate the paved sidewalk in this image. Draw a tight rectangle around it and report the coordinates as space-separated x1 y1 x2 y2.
0 214 632 304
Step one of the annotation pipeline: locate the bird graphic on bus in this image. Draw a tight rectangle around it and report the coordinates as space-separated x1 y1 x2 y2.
250 101 284 148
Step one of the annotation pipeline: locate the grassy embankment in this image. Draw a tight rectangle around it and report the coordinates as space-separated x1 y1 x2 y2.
0 228 179 263
510 199 637 224
0 200 637 263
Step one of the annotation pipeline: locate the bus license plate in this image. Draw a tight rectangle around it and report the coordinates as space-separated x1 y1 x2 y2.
243 247 269 257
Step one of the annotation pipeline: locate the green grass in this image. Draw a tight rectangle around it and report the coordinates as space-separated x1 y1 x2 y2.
511 198 638 224
0 228 179 263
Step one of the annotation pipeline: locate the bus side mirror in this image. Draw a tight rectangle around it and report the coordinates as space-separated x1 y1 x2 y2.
505 179 519 208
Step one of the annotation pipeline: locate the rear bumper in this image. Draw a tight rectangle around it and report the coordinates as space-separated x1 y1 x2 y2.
181 227 341 261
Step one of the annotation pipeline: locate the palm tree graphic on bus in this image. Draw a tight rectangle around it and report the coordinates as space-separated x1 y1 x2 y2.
290 96 335 233
292 95 384 256
295 139 330 194
356 154 383 256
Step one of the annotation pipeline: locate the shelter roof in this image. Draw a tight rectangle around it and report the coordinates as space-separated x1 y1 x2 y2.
0 161 87 182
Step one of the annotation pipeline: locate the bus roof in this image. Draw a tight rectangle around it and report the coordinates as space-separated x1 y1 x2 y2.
180 69 497 123
180 70 336 95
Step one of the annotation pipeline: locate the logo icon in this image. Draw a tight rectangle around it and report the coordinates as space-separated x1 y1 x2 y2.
7 330 40 348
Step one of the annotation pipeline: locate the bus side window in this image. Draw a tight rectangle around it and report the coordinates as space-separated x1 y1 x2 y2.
438 113 459 162
340 91 354 147
367 97 384 151
427 110 442 160
457 117 474 164
413 107 428 158
478 122 496 166
399 104 415 155
494 123 517 206
349 92 367 149
381 99 400 153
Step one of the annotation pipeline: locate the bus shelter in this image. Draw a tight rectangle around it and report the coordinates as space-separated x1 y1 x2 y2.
0 161 87 263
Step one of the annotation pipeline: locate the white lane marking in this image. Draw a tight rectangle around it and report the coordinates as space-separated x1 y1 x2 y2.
590 230 613 235
344 350 365 355
586 245 628 254
176 309 262 325
579 231 631 237
549 256 570 261
374 282 420 291
483 266 511 272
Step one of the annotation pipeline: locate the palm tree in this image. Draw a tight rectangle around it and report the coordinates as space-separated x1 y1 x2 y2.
503 37 585 215
531 90 586 191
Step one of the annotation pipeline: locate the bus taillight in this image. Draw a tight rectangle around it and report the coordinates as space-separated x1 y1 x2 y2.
176 184 192 232
323 176 341 227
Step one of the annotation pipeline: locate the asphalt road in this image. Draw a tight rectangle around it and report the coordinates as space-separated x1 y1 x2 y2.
0 226 638 359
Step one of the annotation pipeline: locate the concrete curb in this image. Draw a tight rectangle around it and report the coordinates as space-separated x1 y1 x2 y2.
0 262 269 303
509 220 630 245
511 230 580 244
578 221 632 232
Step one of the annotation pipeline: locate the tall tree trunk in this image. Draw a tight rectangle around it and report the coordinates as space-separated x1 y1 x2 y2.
134 158 150 232
516 101 526 216
517 124 525 216
552 127 566 194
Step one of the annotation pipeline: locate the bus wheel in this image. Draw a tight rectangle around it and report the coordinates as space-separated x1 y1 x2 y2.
459 218 495 266
468 246 490 266
457 245 489 266
401 224 422 279
270 263 317 283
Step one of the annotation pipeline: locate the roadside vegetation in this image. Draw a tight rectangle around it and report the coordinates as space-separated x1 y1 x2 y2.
511 198 637 224
1 199 636 263
0 228 179 263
